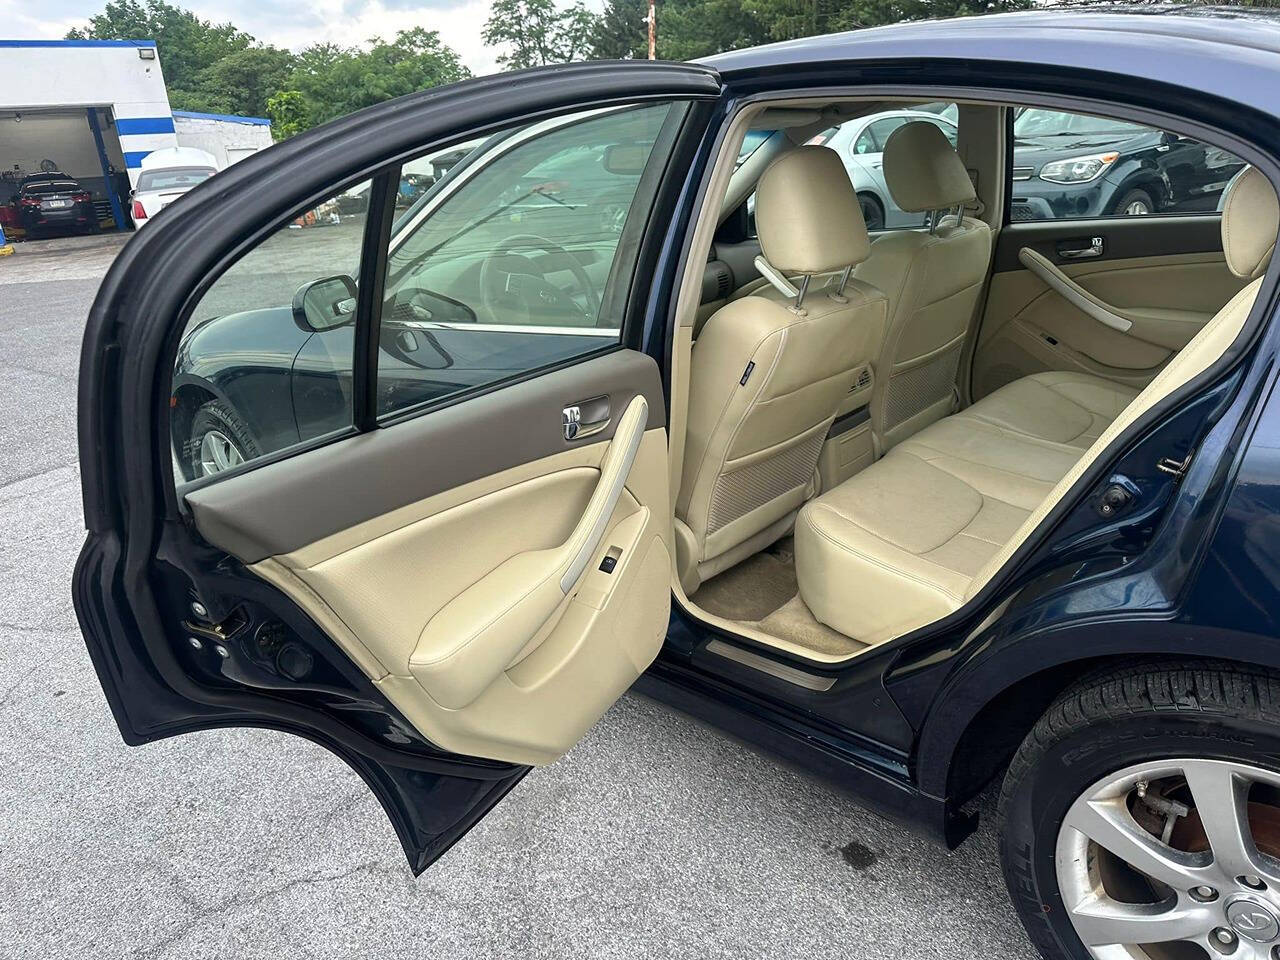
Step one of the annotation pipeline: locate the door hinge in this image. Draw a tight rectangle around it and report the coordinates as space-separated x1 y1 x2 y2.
1156 454 1192 478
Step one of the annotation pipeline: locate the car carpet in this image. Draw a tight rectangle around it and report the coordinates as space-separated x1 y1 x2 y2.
689 538 867 658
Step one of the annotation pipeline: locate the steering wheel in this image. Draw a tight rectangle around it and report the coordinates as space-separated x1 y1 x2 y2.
479 234 601 326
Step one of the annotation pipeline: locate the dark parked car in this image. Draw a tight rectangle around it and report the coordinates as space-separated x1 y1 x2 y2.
10 172 97 238
1011 107 1246 220
75 11 1280 960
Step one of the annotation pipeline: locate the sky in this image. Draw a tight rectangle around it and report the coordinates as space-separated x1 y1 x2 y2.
0 0 591 75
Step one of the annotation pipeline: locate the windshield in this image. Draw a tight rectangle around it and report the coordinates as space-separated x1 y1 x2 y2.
1014 108 1145 138
737 130 773 167
136 167 214 192
21 180 79 195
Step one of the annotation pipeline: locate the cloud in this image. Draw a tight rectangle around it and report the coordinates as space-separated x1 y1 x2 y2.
0 0 539 76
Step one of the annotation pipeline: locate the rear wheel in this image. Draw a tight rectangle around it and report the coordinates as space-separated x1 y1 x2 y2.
185 400 259 479
858 193 885 231
999 663 1280 960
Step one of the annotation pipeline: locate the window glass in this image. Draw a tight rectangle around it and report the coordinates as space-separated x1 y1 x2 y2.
136 168 214 192
169 101 688 487
1008 107 1246 221
783 103 959 232
737 129 773 168
377 101 684 419
171 180 372 483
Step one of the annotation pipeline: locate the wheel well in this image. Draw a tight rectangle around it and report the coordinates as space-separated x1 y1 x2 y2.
856 190 884 212
943 653 1241 804
1116 177 1165 209
170 385 216 460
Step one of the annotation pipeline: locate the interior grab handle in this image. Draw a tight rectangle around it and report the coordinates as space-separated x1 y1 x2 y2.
1058 236 1105 259
410 395 648 710
559 396 645 591
1018 246 1133 333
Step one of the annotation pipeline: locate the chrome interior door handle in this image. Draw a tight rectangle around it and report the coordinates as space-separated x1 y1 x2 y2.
563 396 611 441
1058 236 1105 259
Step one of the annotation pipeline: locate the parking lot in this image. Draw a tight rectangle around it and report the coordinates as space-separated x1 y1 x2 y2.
0 233 1037 960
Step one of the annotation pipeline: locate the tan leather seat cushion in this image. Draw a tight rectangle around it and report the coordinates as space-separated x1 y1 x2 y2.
795 371 1136 643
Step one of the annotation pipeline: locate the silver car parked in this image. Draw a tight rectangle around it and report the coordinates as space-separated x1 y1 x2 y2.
812 106 958 229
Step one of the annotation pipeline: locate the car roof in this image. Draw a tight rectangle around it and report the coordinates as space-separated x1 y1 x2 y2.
20 172 76 183
702 9 1280 119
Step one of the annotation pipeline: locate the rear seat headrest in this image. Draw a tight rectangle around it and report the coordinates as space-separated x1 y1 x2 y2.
882 121 975 214
1223 166 1279 280
755 145 870 276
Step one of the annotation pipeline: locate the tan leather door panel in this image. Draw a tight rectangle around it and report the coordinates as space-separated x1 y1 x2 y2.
185 351 672 766
973 218 1248 400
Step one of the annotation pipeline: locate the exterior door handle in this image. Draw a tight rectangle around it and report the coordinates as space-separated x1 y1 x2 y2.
563 396 611 441
1058 236 1105 259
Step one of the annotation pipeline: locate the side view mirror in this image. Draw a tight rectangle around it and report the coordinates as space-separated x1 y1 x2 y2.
602 143 648 175
292 275 357 332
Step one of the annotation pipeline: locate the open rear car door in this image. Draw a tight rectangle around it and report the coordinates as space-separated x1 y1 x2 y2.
74 63 721 872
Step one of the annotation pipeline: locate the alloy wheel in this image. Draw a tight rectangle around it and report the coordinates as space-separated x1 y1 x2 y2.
198 428 245 476
1056 758 1280 959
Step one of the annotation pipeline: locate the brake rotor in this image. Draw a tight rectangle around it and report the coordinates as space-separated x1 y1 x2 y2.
1168 801 1280 859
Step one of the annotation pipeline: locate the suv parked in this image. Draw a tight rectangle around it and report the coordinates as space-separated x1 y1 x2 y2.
1010 107 1245 220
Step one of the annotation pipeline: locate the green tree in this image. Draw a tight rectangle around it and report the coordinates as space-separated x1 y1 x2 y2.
67 0 253 99
656 0 771 60
590 0 650 59
483 0 597 69
743 0 1033 43
276 29 470 130
186 46 298 117
265 90 308 140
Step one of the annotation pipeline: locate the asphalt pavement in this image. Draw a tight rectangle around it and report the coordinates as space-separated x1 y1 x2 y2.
0 232 1038 960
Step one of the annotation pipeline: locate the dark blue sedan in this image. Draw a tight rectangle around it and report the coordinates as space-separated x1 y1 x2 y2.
76 10 1280 959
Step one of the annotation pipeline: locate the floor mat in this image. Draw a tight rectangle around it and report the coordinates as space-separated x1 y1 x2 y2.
689 539 867 658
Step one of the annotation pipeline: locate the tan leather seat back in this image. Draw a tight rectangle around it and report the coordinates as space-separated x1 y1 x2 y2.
677 146 888 588
857 121 993 451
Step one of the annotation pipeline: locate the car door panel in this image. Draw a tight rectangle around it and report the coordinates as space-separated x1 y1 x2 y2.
973 216 1248 398
75 61 720 873
186 350 671 766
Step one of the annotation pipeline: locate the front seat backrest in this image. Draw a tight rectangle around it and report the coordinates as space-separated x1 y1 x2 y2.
676 145 888 591
857 120 992 451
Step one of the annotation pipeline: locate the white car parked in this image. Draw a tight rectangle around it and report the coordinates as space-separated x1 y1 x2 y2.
130 147 219 228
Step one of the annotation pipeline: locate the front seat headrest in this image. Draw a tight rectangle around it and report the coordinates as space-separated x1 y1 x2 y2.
1222 166 1279 280
755 145 870 276
883 121 975 214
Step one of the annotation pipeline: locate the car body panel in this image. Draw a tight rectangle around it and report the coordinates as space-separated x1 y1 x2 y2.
73 13 1280 877
10 172 97 237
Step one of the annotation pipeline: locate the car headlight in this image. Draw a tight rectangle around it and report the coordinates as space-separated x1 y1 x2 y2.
1038 151 1120 184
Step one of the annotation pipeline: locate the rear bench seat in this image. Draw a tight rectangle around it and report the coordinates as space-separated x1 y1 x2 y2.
792 164 1279 648
793 371 1136 644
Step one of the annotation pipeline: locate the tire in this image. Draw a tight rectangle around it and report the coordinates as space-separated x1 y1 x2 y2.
858 193 885 231
1114 187 1155 216
185 399 259 480
998 662 1280 960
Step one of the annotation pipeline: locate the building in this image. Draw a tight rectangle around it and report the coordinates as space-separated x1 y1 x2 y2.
0 39 272 234
172 111 274 169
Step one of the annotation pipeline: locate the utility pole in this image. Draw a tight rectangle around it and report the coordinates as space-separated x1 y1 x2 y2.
648 0 656 59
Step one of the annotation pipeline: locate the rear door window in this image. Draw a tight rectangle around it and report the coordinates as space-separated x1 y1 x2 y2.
1008 107 1246 221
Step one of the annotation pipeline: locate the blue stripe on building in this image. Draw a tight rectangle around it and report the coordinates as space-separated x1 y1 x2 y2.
0 39 156 47
115 116 175 136
172 109 271 126
123 150 154 169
